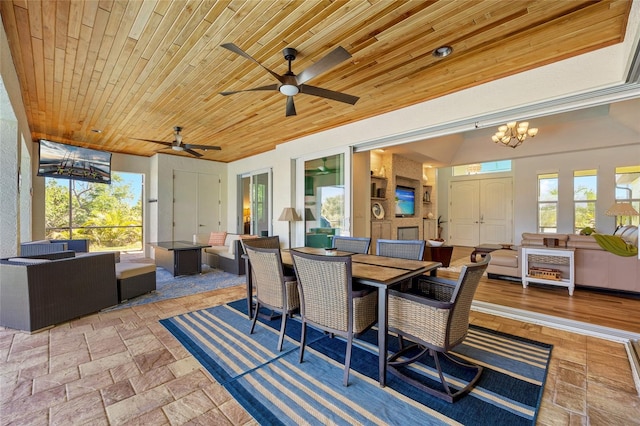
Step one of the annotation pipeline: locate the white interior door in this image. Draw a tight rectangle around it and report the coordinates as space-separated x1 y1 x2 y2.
173 171 220 241
448 178 513 246
449 180 480 246
198 173 221 234
479 178 513 244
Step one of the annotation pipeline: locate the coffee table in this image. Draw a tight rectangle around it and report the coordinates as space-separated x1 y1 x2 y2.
148 241 210 276
470 243 503 262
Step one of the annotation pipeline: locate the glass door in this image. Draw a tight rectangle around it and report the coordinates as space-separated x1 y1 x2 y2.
297 151 351 248
239 169 272 236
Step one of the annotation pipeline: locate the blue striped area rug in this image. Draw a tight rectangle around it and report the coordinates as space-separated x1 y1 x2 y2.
160 300 552 425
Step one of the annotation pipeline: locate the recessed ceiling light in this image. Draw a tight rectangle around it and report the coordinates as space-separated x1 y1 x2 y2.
432 45 453 58
91 129 102 133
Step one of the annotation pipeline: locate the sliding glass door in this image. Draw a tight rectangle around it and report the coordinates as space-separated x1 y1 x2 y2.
239 169 272 236
297 150 351 248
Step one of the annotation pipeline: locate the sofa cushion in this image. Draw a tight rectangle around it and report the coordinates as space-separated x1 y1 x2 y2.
226 234 242 254
7 257 51 264
521 233 569 247
488 249 518 267
115 263 156 280
616 225 638 246
567 235 601 250
209 231 227 246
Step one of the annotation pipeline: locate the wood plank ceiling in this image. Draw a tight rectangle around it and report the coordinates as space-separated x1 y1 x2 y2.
0 0 632 162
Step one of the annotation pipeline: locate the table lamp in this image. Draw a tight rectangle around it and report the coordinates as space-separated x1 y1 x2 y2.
605 202 639 231
278 207 301 249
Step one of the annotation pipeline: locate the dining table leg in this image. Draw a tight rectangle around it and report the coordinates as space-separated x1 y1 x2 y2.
377 286 388 387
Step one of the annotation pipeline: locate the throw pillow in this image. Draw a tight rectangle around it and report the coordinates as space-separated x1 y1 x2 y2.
209 231 227 246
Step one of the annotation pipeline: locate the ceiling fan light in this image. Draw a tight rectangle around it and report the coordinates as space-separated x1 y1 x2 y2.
279 84 299 96
172 145 184 151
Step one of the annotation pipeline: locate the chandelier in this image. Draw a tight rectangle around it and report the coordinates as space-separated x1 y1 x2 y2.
492 121 538 148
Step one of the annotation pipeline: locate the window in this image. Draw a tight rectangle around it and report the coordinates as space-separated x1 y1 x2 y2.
614 166 640 226
45 172 143 251
573 169 597 233
452 160 511 176
538 173 558 233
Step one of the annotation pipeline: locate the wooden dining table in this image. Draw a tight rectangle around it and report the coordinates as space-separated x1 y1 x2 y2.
244 246 441 387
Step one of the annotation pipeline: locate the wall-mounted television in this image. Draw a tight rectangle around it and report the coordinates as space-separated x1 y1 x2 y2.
395 185 415 217
37 139 112 184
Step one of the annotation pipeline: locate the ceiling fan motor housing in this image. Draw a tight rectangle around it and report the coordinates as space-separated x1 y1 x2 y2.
283 47 297 61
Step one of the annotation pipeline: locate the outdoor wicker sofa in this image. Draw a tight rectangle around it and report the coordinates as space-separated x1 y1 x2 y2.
0 251 118 332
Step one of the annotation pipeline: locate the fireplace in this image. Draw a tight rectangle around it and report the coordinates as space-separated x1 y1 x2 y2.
397 226 419 240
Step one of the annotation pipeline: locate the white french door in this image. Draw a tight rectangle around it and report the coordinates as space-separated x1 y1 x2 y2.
449 177 513 246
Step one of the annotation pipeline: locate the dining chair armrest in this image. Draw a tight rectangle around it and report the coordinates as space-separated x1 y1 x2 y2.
410 276 457 301
388 289 453 346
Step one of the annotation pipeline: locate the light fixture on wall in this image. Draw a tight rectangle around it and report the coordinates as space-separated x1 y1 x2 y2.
278 207 301 249
466 164 482 175
605 202 639 229
492 121 538 148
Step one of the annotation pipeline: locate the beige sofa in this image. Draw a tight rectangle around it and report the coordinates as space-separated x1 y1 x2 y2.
193 233 246 275
487 225 639 293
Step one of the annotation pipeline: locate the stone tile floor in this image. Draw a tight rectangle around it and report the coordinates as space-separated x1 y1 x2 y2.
1 283 639 425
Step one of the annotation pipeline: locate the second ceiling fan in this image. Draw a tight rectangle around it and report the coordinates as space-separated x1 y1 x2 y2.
132 126 220 158
219 43 359 117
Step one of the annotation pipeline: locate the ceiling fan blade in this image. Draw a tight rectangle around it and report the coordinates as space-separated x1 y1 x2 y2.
296 46 352 85
183 148 203 158
221 43 284 84
299 84 359 105
131 138 173 147
220 84 279 96
183 144 222 151
285 96 297 117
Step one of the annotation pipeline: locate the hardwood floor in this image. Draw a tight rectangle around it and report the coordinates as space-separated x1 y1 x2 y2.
1 253 639 424
446 246 640 334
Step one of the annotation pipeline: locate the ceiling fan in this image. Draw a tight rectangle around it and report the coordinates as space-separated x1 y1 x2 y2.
306 158 336 175
219 43 359 117
132 126 221 158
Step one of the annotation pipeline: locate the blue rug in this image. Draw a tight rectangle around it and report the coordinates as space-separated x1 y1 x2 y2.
160 300 552 425
108 265 246 309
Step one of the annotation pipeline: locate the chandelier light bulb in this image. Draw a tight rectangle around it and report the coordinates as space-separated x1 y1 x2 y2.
492 120 538 148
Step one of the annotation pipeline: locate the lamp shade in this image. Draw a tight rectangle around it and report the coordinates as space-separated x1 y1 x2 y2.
605 202 639 217
278 207 301 222
305 208 316 221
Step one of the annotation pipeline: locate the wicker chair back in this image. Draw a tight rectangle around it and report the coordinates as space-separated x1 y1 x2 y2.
376 239 425 260
331 236 371 254
291 250 377 386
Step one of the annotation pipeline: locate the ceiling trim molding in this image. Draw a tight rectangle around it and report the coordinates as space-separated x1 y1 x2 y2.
353 81 640 153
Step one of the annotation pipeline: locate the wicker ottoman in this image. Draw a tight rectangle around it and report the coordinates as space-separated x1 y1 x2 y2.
486 249 520 280
115 263 156 302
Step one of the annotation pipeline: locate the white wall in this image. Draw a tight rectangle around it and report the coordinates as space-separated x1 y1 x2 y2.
1 24 34 257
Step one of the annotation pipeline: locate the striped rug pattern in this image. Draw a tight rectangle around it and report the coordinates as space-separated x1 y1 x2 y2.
161 300 552 425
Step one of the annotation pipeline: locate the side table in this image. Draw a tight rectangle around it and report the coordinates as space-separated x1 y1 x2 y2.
470 243 503 263
423 245 454 267
521 247 575 295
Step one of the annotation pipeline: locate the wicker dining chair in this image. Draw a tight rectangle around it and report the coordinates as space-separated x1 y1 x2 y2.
386 255 490 402
241 235 280 250
331 236 371 254
291 250 377 386
244 246 299 351
376 239 425 260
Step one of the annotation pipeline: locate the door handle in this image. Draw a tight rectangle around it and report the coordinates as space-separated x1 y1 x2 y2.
199 224 205 227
